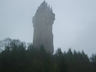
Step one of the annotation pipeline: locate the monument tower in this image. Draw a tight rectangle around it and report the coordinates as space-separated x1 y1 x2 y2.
33 1 55 53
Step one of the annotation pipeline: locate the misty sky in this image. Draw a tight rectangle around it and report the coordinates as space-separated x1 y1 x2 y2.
0 0 96 56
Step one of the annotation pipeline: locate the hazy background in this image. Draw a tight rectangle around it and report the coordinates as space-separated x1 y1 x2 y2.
0 0 96 56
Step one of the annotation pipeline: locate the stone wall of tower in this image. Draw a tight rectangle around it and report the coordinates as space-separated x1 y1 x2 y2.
32 1 55 53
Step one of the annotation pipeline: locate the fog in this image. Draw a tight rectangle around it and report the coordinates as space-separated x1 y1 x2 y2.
0 0 96 56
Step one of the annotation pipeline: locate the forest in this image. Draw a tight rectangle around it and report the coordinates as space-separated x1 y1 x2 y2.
0 39 96 72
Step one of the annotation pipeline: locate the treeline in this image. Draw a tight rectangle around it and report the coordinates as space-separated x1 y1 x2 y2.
0 39 96 72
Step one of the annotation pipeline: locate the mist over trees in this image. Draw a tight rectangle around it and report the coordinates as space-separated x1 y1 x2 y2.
0 39 96 72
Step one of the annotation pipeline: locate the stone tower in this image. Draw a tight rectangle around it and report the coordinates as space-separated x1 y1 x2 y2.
32 1 55 53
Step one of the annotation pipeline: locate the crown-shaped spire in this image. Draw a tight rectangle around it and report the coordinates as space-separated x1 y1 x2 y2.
36 1 53 14
40 1 47 8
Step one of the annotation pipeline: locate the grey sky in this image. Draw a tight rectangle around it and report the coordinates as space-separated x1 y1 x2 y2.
0 0 96 56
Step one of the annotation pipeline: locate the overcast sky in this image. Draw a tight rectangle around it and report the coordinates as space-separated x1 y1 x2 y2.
0 0 96 56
